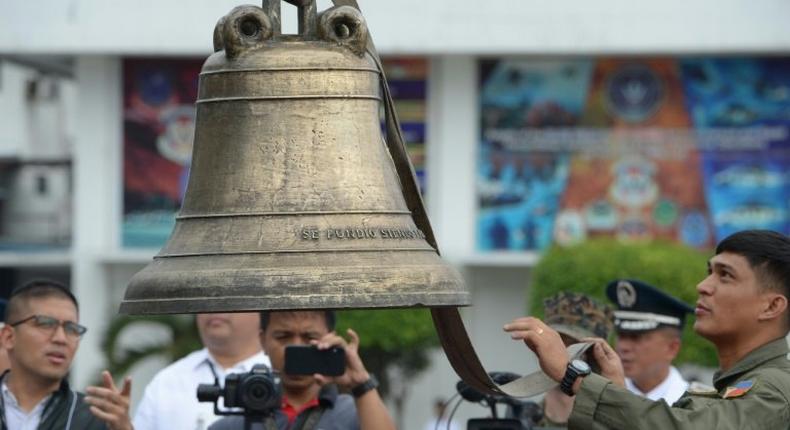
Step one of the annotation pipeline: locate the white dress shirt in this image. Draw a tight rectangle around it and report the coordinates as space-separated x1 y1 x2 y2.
2 381 51 430
133 348 270 430
625 365 689 405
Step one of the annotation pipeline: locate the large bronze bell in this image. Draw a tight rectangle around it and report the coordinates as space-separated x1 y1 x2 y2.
120 0 469 314
121 0 578 401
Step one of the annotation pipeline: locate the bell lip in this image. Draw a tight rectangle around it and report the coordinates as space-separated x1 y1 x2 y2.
121 250 469 315
118 295 472 315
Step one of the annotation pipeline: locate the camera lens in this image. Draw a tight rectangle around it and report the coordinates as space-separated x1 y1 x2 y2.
241 375 277 413
250 383 267 399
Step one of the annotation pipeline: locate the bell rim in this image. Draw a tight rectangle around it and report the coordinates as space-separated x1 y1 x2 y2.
119 292 471 315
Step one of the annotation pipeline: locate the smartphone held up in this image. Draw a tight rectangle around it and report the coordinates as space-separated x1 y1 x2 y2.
284 345 346 376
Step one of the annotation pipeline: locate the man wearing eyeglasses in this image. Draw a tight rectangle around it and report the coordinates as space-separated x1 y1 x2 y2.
0 279 133 430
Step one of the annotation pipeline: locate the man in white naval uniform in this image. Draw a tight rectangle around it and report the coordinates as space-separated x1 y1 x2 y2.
623 361 688 403
606 279 694 405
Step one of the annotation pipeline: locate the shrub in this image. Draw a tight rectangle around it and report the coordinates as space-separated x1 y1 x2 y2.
336 309 438 426
529 238 717 366
335 308 438 396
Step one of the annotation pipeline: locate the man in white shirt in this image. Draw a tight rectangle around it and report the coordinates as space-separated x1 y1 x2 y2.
606 279 694 405
133 312 269 430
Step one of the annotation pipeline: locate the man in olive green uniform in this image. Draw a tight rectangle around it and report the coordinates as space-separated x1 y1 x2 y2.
505 229 790 429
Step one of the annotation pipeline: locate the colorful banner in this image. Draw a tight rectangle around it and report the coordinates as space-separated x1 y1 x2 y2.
478 58 790 251
681 59 790 240
383 57 429 193
123 57 428 248
123 58 202 248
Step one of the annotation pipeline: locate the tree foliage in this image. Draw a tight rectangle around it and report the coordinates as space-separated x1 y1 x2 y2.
335 308 438 428
335 308 438 398
529 238 717 366
101 315 201 378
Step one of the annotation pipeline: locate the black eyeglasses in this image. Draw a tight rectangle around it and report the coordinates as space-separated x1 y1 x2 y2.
9 315 87 339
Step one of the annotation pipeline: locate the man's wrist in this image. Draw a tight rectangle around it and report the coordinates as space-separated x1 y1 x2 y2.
553 359 570 382
560 360 591 396
348 370 371 387
351 375 379 399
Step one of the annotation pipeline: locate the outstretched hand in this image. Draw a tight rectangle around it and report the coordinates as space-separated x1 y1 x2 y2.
312 328 370 390
85 370 133 430
504 317 568 382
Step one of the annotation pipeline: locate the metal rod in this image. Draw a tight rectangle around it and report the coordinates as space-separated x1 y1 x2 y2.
297 1 317 38
261 0 281 35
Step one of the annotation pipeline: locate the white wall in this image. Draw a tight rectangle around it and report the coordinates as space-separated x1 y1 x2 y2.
0 63 32 157
2 0 790 55
2 165 71 243
0 62 74 160
427 56 478 259
71 56 123 388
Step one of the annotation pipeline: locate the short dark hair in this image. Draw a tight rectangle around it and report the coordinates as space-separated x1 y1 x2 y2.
715 230 790 297
259 310 336 333
6 279 79 323
658 325 683 340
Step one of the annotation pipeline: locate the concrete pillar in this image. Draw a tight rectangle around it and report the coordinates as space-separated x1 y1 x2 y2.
425 55 477 260
71 55 123 389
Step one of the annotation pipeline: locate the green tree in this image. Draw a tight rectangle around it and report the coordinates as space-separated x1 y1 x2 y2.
529 238 717 366
102 315 201 378
336 309 438 427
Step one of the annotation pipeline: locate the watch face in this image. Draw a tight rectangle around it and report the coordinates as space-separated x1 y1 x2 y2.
571 359 591 374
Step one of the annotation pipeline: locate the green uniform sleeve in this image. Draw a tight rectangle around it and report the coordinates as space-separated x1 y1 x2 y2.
568 373 790 430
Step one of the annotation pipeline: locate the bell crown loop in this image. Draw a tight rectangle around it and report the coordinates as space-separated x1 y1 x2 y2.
213 1 369 60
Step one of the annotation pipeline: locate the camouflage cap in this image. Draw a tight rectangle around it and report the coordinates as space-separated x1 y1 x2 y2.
543 292 614 342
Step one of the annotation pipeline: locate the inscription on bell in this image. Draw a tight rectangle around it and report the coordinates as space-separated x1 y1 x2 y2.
300 227 426 240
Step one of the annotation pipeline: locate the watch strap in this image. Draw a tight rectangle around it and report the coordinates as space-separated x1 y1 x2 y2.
560 362 589 396
560 368 578 396
351 375 379 398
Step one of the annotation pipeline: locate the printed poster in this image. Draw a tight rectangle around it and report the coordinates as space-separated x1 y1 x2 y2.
383 57 429 194
123 58 202 248
478 57 790 251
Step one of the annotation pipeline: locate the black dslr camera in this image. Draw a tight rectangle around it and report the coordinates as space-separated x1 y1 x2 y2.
197 364 282 419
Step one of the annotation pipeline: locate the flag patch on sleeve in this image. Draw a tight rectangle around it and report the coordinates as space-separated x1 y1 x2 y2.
723 381 754 399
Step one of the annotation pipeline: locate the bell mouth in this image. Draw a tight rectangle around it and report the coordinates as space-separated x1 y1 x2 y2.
120 250 469 315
